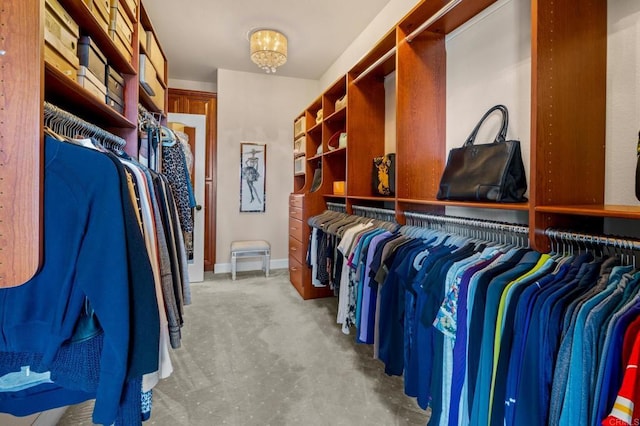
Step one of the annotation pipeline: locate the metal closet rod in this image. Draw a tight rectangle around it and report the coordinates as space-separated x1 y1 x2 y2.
404 211 529 236
44 102 126 149
138 103 163 127
352 205 397 221
326 202 347 212
405 0 463 43
546 229 640 251
351 46 397 85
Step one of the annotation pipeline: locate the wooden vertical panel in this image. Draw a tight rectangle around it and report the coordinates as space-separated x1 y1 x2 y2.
121 1 140 156
396 30 446 201
0 0 44 287
530 0 607 250
346 74 386 197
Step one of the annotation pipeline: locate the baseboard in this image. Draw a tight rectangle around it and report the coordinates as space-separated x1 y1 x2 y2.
214 258 288 274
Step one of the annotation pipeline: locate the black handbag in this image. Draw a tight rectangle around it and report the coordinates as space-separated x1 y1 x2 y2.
372 153 396 196
436 105 527 202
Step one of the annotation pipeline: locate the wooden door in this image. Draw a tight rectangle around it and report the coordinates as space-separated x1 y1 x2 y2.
168 89 217 271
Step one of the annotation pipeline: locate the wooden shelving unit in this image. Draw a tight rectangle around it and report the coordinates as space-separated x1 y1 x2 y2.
3 0 168 287
290 0 622 296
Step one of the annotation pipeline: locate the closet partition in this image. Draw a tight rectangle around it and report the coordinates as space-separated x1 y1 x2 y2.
0 0 43 288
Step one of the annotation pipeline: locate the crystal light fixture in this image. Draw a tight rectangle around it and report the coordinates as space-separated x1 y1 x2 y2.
250 29 287 73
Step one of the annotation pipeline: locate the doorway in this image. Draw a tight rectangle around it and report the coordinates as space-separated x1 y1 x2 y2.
168 113 206 282
168 89 217 272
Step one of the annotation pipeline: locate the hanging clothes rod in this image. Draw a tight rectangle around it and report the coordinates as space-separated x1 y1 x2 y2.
138 103 163 128
405 0 463 43
404 211 529 236
352 205 397 222
326 202 347 213
44 102 126 150
351 46 397 85
546 228 640 252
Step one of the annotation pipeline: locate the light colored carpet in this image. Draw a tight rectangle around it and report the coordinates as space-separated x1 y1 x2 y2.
59 270 429 425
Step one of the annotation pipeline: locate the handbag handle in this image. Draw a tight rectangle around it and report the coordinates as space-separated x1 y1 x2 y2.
327 130 344 151
463 104 509 146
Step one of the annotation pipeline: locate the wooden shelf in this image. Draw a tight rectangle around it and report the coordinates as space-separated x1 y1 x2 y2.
138 86 163 113
350 27 397 79
399 0 496 37
324 194 347 200
324 106 346 124
59 0 136 75
535 205 640 219
45 63 136 129
324 147 346 157
348 195 395 202
307 122 322 134
397 198 529 211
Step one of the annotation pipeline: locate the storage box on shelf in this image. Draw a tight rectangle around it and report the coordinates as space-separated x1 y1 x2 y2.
77 65 107 102
294 115 306 137
146 31 166 83
77 36 107 86
118 0 138 22
106 65 125 113
109 0 134 62
44 0 80 80
138 3 167 113
87 0 111 34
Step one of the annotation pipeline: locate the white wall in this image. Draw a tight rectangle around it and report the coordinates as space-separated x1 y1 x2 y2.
606 0 640 206
216 69 319 272
319 0 421 88
445 0 531 224
169 78 217 93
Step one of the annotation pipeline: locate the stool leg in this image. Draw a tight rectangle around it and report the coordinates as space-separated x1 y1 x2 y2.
265 251 270 277
231 253 237 280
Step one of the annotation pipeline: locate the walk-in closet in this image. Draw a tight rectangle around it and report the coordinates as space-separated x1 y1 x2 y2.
2 0 640 424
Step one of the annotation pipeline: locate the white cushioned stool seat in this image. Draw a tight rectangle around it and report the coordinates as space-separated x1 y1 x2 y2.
230 240 271 280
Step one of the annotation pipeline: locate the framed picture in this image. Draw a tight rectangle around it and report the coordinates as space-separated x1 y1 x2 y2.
240 142 266 212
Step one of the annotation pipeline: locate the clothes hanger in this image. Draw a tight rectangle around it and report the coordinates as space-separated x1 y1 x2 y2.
160 126 178 147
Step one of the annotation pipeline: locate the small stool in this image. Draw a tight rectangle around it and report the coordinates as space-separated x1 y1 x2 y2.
230 240 271 280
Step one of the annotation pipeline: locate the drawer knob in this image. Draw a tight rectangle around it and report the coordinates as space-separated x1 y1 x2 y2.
0 50 6 56
291 247 297 251
291 267 298 272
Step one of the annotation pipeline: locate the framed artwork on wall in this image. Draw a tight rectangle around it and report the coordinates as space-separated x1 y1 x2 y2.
240 142 266 212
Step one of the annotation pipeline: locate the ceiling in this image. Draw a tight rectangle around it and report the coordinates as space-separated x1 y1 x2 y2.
143 0 393 82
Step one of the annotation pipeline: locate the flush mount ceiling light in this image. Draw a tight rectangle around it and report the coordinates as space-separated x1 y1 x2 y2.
249 29 287 73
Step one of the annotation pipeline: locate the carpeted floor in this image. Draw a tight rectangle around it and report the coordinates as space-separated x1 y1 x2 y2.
59 270 429 425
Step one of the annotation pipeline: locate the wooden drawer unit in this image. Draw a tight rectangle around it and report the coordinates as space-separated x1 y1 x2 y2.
289 205 303 220
288 236 304 263
289 217 304 242
289 194 304 210
288 256 304 295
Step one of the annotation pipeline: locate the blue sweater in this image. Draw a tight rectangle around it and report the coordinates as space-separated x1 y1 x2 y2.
0 136 130 425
